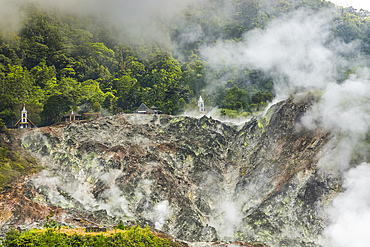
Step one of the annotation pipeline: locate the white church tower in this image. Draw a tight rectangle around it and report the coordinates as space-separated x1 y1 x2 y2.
198 96 205 112
15 105 34 129
20 105 28 128
21 105 27 122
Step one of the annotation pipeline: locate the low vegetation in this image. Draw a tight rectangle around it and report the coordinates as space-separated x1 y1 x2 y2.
0 225 184 247
0 212 185 247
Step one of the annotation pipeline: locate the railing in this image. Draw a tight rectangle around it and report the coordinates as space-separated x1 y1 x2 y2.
85 227 107 233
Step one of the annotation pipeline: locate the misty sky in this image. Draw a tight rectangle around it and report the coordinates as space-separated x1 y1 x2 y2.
329 0 370 11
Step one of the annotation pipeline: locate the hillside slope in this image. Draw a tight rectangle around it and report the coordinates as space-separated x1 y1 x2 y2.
0 93 337 246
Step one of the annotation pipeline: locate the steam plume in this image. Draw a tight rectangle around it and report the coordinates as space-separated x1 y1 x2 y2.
0 0 204 46
198 6 370 244
200 9 361 98
324 163 370 247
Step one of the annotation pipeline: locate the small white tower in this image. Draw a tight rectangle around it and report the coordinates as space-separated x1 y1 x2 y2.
15 105 34 129
198 96 205 112
20 105 28 128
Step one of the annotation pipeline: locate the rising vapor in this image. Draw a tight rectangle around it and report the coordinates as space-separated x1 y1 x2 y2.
0 0 205 46
200 9 362 99
199 6 370 245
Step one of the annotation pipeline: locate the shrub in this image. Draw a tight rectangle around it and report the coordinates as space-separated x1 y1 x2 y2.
2 225 182 247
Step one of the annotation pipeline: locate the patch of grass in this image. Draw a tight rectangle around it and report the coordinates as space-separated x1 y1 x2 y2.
220 109 250 119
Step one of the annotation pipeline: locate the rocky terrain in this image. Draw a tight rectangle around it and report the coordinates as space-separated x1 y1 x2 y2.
0 93 340 246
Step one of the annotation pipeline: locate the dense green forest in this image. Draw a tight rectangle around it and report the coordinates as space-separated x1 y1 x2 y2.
0 0 369 127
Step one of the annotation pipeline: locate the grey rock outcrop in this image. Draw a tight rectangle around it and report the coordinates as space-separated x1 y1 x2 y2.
4 94 340 246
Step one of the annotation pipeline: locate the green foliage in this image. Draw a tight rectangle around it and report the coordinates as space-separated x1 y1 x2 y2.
0 118 5 131
0 8 195 123
0 109 16 128
115 73 142 111
114 220 128 230
220 109 250 119
181 54 206 95
222 85 250 111
251 90 274 104
41 94 71 125
0 1 369 126
93 102 102 112
30 61 57 88
2 225 182 247
0 64 33 103
44 211 61 230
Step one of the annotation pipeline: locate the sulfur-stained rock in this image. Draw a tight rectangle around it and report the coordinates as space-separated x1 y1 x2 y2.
1 94 341 246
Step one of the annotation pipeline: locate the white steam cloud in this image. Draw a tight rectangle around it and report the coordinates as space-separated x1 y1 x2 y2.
201 9 360 98
199 6 370 245
302 70 370 247
32 165 173 229
145 200 172 230
302 70 370 172
0 0 204 46
324 163 370 247
303 72 370 137
32 168 133 217
209 200 242 238
0 1 26 35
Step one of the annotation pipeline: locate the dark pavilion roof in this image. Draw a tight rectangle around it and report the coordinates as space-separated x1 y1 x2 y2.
133 103 162 114
137 103 150 111
133 103 154 113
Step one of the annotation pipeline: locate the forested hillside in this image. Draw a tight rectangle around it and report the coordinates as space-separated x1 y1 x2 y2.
0 0 369 127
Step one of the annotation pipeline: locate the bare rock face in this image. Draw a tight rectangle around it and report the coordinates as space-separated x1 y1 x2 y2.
1 95 339 246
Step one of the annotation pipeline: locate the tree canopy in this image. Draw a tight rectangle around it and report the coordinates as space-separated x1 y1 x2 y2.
0 1 369 126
